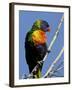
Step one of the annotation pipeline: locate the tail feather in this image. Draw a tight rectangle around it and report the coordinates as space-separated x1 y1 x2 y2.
33 63 43 78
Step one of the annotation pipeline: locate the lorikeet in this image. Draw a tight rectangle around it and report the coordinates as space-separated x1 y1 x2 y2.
25 20 50 78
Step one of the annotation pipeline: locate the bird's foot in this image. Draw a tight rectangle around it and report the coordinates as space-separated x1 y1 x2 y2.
47 50 51 53
37 61 44 66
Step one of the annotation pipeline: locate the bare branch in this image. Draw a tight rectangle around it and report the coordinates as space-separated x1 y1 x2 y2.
48 66 64 77
42 47 64 78
48 15 64 51
51 61 64 73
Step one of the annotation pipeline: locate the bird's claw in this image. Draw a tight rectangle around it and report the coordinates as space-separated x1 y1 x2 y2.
47 50 51 53
37 61 43 66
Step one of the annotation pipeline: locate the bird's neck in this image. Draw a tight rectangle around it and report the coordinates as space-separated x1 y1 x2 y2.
32 30 47 45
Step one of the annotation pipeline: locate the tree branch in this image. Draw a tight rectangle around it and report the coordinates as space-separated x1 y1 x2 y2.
42 47 64 78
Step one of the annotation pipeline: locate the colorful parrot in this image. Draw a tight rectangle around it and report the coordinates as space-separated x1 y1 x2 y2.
25 20 50 78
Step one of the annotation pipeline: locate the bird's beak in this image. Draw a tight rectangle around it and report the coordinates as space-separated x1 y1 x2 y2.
47 27 50 32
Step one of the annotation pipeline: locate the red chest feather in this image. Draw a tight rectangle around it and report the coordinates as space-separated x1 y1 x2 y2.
32 30 47 45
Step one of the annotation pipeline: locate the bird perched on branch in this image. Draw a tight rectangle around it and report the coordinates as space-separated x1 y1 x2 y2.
25 20 50 78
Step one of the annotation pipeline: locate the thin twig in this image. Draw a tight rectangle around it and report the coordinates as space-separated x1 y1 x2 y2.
42 47 64 78
51 61 64 73
47 61 64 77
48 65 64 77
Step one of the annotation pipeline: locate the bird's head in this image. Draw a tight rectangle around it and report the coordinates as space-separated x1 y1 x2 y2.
32 19 50 32
31 20 50 45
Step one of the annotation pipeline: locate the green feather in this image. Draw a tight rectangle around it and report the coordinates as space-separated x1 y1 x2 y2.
37 68 41 78
34 68 41 78
34 63 43 78
34 20 41 28
32 20 41 30
27 29 34 46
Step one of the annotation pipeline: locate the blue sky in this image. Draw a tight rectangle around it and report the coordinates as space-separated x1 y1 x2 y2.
19 10 64 79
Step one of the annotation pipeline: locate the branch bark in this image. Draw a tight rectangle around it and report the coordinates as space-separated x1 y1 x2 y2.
42 47 64 78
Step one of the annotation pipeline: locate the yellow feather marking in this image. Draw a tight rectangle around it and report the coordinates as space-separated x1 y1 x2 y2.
32 30 47 45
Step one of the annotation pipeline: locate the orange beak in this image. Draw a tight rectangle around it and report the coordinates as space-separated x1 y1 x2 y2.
47 27 50 32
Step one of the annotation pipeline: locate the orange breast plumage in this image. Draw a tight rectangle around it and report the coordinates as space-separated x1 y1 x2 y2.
32 30 47 45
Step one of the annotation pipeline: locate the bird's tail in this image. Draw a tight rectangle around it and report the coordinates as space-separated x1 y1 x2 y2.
33 63 43 78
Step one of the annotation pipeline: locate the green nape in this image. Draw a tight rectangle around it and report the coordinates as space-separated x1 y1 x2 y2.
32 20 41 30
34 20 41 28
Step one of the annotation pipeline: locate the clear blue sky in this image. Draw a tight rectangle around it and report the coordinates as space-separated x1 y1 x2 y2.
19 10 64 79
